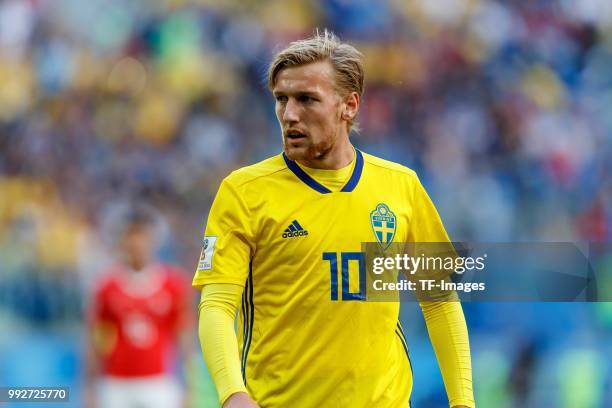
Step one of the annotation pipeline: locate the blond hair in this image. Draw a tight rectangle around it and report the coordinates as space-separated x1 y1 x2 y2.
267 29 364 131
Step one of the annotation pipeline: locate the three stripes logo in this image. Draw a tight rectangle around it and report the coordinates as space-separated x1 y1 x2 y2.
282 220 309 239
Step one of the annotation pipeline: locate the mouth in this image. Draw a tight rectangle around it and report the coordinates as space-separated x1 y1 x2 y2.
285 130 307 141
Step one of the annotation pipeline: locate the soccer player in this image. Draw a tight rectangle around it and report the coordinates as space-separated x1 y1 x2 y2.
86 205 193 408
195 30 475 408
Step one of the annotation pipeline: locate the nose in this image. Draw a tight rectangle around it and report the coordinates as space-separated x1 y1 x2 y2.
282 98 299 124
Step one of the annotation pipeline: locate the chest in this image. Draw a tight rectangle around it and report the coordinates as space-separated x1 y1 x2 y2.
104 284 174 322
253 187 410 265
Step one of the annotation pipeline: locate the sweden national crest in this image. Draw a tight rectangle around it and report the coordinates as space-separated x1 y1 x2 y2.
370 203 396 250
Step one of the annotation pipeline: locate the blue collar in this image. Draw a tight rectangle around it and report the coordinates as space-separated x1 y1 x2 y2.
282 149 364 194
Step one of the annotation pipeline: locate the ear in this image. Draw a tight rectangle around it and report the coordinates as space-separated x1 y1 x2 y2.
343 91 360 121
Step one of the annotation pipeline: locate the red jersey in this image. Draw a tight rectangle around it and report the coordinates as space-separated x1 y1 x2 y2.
91 263 191 378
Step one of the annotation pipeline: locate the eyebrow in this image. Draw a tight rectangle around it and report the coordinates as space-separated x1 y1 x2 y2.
273 90 321 97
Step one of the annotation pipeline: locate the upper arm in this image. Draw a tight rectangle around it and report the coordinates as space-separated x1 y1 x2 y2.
192 179 254 288
199 283 245 320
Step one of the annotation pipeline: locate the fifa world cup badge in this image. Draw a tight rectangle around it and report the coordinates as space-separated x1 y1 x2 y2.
198 236 217 271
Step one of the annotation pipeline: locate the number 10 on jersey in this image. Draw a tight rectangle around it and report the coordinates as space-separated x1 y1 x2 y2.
323 252 366 301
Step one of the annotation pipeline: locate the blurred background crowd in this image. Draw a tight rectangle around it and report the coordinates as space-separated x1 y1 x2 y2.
0 0 611 406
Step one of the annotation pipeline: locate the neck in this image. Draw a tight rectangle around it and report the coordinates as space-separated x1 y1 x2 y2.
127 259 148 272
297 137 355 170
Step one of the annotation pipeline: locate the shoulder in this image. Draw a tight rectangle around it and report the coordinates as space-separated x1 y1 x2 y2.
157 264 191 295
93 268 120 297
223 154 287 188
160 264 190 285
360 150 418 180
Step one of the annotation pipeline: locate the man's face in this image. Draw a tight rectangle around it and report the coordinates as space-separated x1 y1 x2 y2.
120 224 155 270
273 60 346 163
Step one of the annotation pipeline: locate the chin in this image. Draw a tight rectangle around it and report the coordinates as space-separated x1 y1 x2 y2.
284 141 331 162
284 144 309 161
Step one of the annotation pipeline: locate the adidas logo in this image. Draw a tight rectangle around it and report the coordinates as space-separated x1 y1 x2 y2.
282 220 309 239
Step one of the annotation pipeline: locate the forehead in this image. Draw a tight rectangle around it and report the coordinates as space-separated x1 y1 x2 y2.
123 223 153 236
273 60 337 94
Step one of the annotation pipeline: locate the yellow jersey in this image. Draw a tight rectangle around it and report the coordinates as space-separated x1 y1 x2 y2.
193 149 452 408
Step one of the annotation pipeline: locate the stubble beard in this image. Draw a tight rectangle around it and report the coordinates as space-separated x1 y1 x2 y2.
284 135 334 162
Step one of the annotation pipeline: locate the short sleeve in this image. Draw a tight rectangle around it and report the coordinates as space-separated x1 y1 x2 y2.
408 175 458 300
168 269 194 332
90 282 109 323
192 178 254 287
407 175 451 243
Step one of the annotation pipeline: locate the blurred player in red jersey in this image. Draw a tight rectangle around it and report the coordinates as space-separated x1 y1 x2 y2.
85 204 194 408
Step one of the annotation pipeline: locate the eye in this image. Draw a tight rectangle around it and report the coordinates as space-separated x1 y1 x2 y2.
275 95 288 103
297 95 315 103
